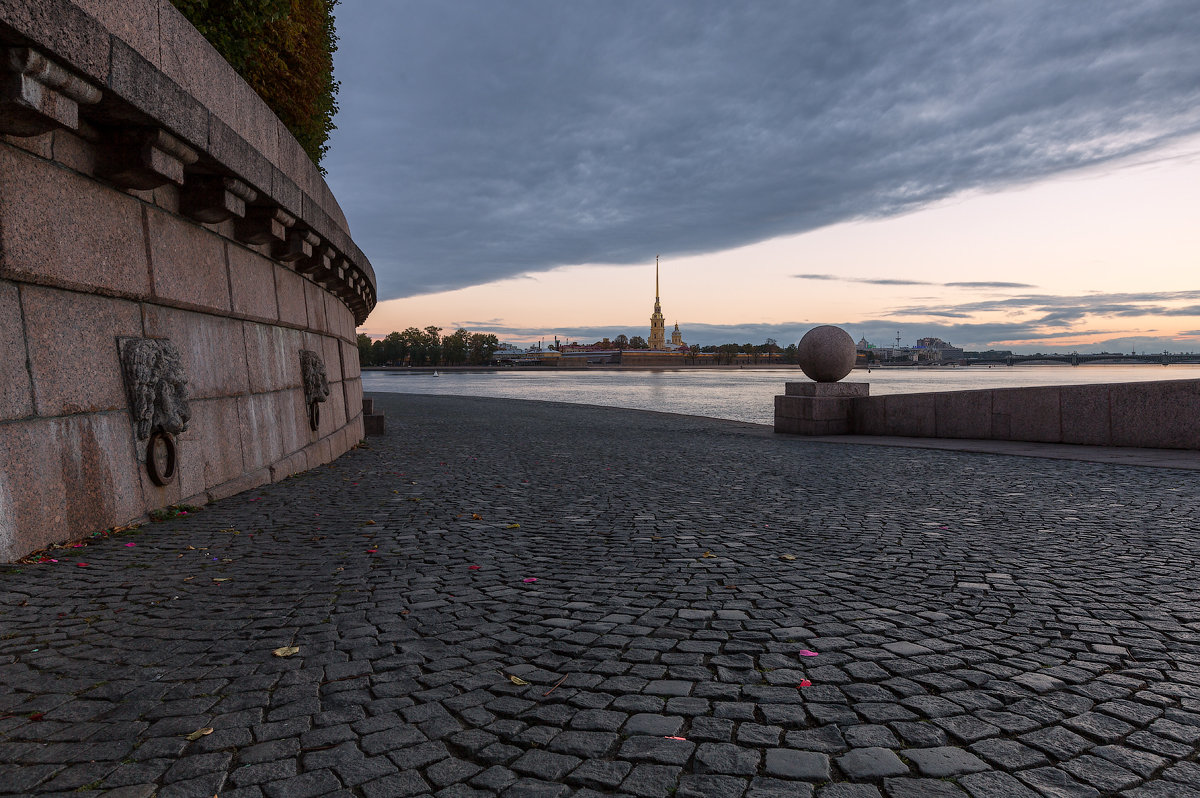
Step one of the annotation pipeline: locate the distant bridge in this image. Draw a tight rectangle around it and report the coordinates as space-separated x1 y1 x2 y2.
968 353 1200 366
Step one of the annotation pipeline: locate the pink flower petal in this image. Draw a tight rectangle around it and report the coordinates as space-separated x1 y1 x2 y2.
366 549 377 553
76 563 88 567
798 679 812 687
798 649 819 657
468 565 481 570
125 543 136 547
522 577 538 583
664 736 687 741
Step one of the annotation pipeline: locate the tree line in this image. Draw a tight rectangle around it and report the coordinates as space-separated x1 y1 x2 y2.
564 336 802 364
358 327 499 366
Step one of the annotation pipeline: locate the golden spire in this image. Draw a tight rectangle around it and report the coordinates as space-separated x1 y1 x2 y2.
655 254 660 300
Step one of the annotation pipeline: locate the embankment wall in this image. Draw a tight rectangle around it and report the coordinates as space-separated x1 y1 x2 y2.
0 0 376 559
776 379 1200 449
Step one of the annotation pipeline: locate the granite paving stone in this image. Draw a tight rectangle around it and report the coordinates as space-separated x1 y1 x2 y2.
901 745 989 777
0 393 1197 796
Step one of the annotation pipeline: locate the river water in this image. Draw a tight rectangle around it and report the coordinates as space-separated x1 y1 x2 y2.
362 365 1200 426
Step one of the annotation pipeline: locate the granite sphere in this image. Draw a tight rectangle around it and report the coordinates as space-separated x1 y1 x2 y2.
797 325 857 382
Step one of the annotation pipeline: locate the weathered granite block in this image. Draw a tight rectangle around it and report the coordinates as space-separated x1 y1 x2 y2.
0 145 150 297
147 205 230 311
24 285 141 416
343 378 364 422
242 322 303 394
994 385 1061 442
1060 384 1112 446
190 396 246 487
275 265 308 327
228 244 279 322
340 338 359 381
279 387 311 455
850 395 886 435
784 382 869 398
0 282 33 421
0 413 144 561
934 389 992 439
364 413 386 436
774 395 853 434
1110 379 1200 449
884 393 936 437
304 275 329 333
308 331 342 381
143 305 249 399
237 391 286 470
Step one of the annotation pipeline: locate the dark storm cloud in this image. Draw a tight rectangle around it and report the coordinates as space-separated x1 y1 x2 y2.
326 1 1200 300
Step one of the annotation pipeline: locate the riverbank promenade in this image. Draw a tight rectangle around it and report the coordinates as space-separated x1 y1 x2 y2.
2 394 1198 797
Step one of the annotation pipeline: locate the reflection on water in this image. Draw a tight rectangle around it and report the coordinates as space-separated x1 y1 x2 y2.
362 365 1200 426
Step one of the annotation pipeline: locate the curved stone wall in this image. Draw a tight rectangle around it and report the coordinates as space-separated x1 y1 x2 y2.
0 0 377 560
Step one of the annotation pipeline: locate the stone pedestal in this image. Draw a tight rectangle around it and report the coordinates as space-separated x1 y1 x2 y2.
363 397 386 436
774 382 869 435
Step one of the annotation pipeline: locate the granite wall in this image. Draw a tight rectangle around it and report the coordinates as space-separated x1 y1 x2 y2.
0 0 376 560
776 379 1200 449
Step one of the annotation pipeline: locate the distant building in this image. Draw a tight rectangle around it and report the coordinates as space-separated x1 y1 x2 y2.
646 256 688 352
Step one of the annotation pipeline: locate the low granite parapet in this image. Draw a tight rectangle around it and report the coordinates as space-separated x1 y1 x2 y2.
776 378 1200 450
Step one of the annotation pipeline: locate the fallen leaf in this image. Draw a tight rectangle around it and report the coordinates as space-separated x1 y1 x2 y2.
701 551 716 558
779 554 797 561
468 565 481 570
28 712 44 722
798 649 819 657
185 727 214 741
186 545 196 550
505 523 520 529
506 674 529 685
183 576 194 581
366 549 378 553
125 543 137 547
664 736 687 741
76 563 88 567
798 679 812 687
522 577 538 583
472 513 483 520
212 578 230 582
273 646 300 657
364 520 376 526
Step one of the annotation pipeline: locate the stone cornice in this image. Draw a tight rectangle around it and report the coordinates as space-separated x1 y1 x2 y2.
0 0 377 324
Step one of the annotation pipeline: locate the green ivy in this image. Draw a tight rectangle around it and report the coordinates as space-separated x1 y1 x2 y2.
169 0 339 170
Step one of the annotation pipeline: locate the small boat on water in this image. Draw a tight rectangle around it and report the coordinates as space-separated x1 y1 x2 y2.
432 370 440 377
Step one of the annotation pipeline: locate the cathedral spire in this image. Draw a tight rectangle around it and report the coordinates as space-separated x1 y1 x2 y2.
649 256 666 350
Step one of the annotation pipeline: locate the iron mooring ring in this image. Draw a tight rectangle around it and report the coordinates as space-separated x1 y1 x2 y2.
146 428 177 487
309 400 321 431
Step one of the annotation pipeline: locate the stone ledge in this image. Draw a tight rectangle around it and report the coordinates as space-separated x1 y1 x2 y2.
0 0 377 324
775 379 1200 450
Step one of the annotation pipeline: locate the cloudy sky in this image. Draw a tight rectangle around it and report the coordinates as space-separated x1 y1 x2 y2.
325 1 1200 352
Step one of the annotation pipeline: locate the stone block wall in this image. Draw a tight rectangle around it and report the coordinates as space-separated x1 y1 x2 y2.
0 1 376 560
775 379 1200 450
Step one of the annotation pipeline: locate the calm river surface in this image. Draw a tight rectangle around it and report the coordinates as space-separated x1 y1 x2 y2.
362 365 1200 426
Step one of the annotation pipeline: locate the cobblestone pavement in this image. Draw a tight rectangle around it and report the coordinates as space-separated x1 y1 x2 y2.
2 393 1200 798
